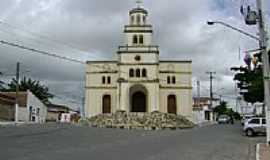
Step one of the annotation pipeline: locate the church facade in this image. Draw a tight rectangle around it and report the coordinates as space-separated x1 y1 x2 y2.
85 5 193 120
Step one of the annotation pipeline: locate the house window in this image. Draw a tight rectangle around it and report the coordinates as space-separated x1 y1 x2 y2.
142 68 147 77
29 106 33 121
102 76 106 84
136 69 140 77
139 35 144 44
129 69 134 77
37 108 40 116
262 119 266 124
172 76 176 84
133 35 138 44
167 76 171 84
107 76 111 84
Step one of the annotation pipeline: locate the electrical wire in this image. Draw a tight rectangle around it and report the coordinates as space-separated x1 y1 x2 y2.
0 20 100 60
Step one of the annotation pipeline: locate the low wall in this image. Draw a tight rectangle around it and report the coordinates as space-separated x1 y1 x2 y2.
0 104 15 121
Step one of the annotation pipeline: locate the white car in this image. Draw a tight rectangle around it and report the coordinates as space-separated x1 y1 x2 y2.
241 115 255 125
243 117 266 136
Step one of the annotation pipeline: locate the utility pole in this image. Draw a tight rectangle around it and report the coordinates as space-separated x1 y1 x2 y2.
206 71 216 109
256 0 270 145
197 80 201 107
15 62 20 123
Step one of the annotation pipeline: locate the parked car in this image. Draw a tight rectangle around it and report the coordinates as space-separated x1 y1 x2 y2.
241 114 255 125
243 117 266 137
217 115 232 124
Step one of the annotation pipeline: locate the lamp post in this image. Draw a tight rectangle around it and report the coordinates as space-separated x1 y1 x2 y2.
207 1 270 144
207 21 260 42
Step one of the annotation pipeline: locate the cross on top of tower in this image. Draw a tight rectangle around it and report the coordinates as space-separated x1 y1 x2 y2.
136 0 143 8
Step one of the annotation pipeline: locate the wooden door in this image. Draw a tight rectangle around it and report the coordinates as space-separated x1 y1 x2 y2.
102 95 111 113
132 91 146 112
168 95 177 114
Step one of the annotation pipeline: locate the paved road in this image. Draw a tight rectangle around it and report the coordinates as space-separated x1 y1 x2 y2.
0 123 265 160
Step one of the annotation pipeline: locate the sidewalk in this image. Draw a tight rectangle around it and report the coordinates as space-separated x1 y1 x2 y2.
196 121 217 128
257 143 270 160
0 121 25 126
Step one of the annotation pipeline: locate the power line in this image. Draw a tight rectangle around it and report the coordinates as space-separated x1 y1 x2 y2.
0 39 194 87
0 20 100 59
0 40 85 64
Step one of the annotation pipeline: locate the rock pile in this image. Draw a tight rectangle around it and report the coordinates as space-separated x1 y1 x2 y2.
85 111 195 130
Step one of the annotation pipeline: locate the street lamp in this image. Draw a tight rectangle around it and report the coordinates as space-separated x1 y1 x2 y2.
207 21 260 42
208 2 270 144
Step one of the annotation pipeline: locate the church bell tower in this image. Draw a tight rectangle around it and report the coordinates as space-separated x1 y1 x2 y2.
117 1 159 64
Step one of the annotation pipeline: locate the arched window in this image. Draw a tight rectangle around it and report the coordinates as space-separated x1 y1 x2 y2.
172 76 176 84
107 76 111 84
131 16 135 24
136 69 140 77
142 68 147 77
133 35 138 44
102 76 106 84
268 50 270 64
167 76 171 84
139 35 144 44
143 16 146 24
129 69 134 77
136 15 141 24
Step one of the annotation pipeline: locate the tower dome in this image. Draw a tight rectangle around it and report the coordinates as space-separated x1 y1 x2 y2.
128 1 148 26
122 1 154 47
129 7 148 15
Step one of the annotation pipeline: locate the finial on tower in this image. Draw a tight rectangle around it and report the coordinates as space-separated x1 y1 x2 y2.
136 0 143 8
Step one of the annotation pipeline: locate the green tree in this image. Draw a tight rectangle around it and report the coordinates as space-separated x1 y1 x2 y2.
231 53 264 103
3 77 53 103
214 101 241 119
0 72 5 90
213 101 228 116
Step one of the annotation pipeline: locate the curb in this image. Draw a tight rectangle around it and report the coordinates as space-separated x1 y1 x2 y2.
256 143 261 160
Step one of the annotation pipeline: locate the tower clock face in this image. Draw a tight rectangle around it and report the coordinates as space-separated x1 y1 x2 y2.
135 55 141 61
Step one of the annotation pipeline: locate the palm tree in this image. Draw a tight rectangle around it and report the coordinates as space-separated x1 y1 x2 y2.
4 77 54 103
0 72 5 90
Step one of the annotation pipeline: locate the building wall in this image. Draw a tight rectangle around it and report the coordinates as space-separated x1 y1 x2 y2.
0 104 14 121
119 82 159 113
119 52 159 64
85 88 117 117
159 88 192 120
85 62 193 119
193 110 206 124
125 32 153 46
18 107 28 122
27 90 47 123
46 112 60 122
85 62 118 117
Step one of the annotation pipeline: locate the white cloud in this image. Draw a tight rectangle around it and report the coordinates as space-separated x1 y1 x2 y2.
0 0 265 109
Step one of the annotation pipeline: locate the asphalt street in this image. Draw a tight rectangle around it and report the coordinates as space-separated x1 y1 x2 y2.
0 123 265 160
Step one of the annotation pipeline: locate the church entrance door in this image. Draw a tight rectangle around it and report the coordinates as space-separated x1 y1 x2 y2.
168 95 177 114
102 95 111 113
131 91 146 112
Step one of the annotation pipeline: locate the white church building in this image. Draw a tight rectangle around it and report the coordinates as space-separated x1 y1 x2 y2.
85 4 193 120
